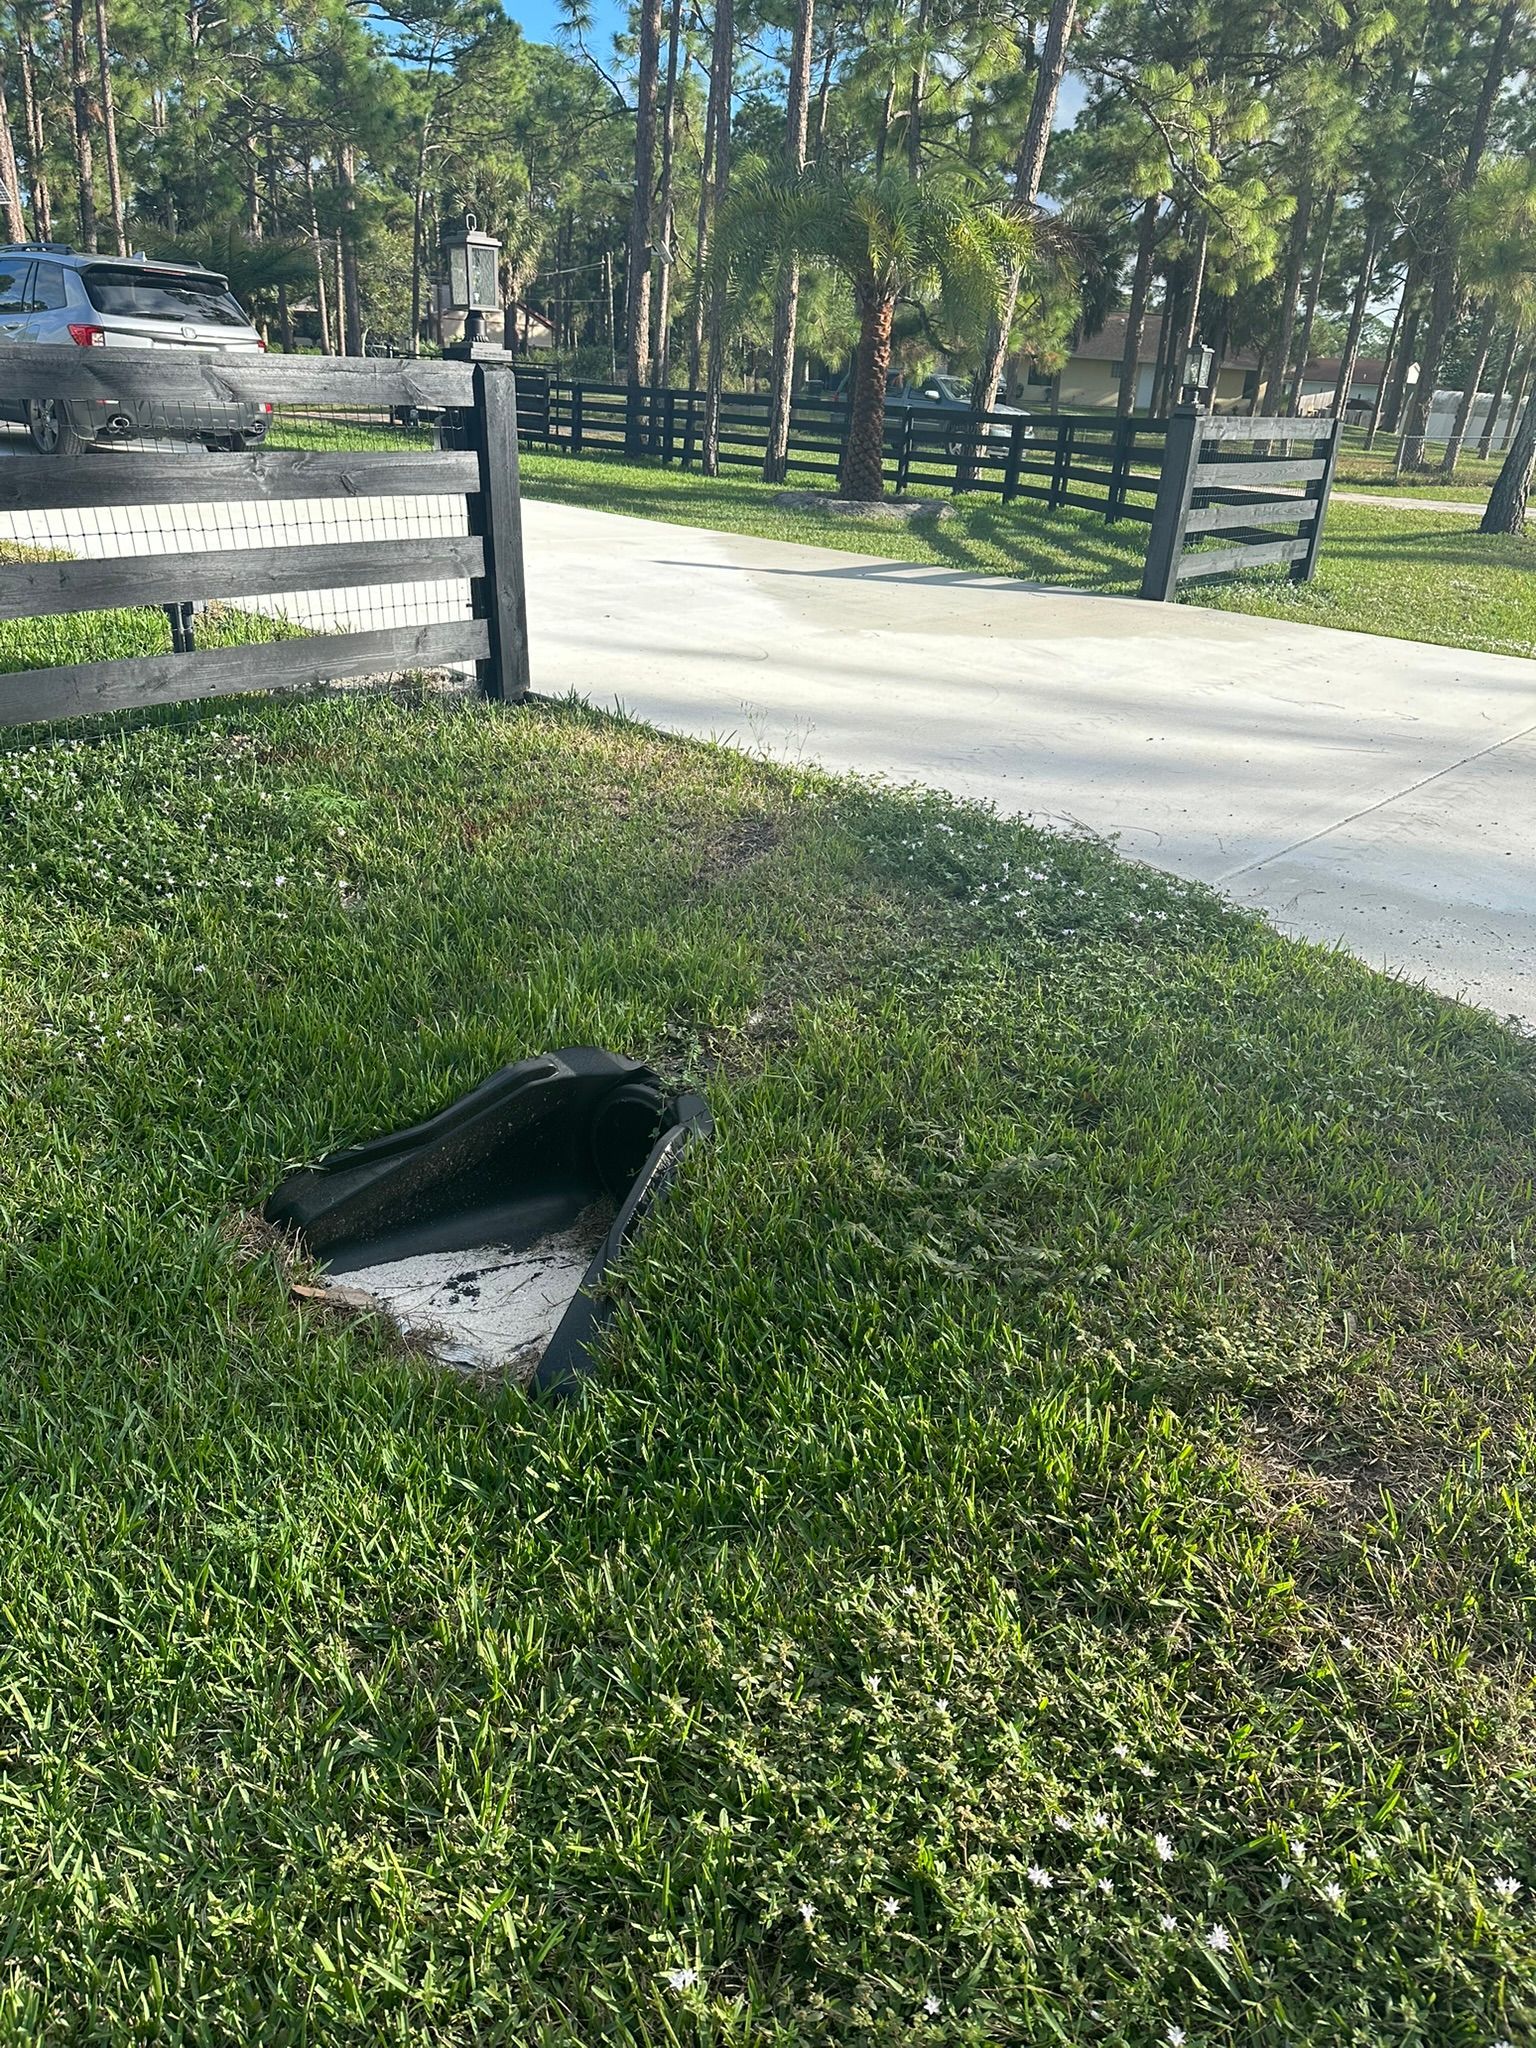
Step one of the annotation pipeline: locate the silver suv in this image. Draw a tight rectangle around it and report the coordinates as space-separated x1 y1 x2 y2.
0 244 270 454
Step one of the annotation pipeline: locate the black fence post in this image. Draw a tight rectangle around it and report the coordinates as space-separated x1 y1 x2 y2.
1003 415 1024 504
662 387 676 465
681 389 697 469
470 361 531 702
1294 418 1341 582
897 409 914 494
1139 403 1204 602
1048 420 1075 508
1107 417 1131 523
571 382 584 457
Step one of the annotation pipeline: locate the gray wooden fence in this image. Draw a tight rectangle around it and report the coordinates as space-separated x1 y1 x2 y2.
0 347 529 727
1140 405 1342 601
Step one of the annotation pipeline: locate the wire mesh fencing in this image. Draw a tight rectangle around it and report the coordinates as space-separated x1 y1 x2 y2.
0 351 527 724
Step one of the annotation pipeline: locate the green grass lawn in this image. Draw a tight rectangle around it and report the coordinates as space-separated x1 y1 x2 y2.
520 451 1536 661
0 600 296 677
1332 430 1503 504
4 688 1536 2043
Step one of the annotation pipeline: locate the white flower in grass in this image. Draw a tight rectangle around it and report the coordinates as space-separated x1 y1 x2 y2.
1026 1865 1053 1890
1167 2028 1188 2046
934 1696 950 1715
1098 1878 1114 1897
798 1901 816 1927
1090 1811 1111 1832
1205 1923 1232 1954
1279 1874 1292 1891
1322 1882 1344 1906
1154 1833 1175 1864
1158 1913 1178 1933
880 1896 900 1919
1492 1876 1521 1900
1491 2039 1516 2048
923 1995 941 2015
1053 1815 1073 1834
866 1674 881 1695
1111 1743 1130 1760
903 1582 919 1597
1289 1839 1307 1862
666 1967 698 1991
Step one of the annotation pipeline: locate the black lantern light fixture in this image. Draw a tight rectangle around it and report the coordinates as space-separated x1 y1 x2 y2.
441 211 503 354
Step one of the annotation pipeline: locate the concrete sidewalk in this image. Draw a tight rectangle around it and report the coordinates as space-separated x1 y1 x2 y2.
523 498 1536 1026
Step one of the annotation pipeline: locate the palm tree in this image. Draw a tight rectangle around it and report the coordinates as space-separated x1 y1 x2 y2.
142 224 316 332
712 163 1033 500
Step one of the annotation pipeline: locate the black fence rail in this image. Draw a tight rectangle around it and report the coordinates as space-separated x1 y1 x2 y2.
513 375 1170 525
0 347 529 726
1141 407 1342 601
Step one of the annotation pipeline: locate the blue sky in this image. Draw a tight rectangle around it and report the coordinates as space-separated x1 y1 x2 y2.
504 0 624 49
501 0 1089 127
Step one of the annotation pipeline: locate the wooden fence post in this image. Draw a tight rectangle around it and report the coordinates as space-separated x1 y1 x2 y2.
1003 416 1024 504
897 409 914 494
1139 404 1204 602
570 383 584 456
1294 417 1341 582
471 362 531 703
1107 417 1132 523
1048 419 1075 508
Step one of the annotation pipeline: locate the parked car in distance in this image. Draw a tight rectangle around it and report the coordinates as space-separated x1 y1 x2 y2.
0 244 270 454
813 368 1031 448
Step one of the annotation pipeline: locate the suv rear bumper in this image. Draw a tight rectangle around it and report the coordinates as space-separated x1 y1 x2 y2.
61 396 269 444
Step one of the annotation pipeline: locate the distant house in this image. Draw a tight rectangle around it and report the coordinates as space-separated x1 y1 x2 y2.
1008 313 1386 416
433 289 555 352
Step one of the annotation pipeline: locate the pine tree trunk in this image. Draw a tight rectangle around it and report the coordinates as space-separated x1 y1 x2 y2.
1333 217 1379 418
1379 285 1422 437
970 0 1077 424
1442 297 1497 473
93 0 127 252
1286 187 1335 412
625 0 662 392
1260 183 1311 415
700 0 734 476
0 75 27 242
68 0 98 251
305 158 333 355
688 14 723 391
905 0 929 175
1476 319 1521 459
1118 194 1159 414
1481 385 1535 535
338 147 363 355
1171 211 1209 398
764 0 814 481
1399 0 1518 467
18 36 53 240
844 292 894 501
1499 340 1535 452
651 0 683 387
409 116 432 356
874 72 896 169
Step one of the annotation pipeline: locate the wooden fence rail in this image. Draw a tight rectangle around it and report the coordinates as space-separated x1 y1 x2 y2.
0 344 529 727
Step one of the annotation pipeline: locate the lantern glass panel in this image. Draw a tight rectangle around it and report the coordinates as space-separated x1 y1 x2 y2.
470 244 499 309
448 242 470 310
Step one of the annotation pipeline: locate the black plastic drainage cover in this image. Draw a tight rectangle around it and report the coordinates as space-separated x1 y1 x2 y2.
265 1047 711 1394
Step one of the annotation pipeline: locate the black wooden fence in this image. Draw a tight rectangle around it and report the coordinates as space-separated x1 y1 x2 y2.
515 374 1170 525
1140 406 1342 601
0 347 529 727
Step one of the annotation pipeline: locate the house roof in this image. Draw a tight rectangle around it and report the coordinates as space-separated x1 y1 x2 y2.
1071 314 1385 385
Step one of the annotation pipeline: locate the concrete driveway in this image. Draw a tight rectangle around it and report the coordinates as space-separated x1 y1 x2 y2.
523 499 1536 1026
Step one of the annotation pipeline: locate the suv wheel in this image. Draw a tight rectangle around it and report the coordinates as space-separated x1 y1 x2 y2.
26 399 90 457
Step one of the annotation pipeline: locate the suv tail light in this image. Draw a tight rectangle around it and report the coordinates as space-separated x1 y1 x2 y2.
67 323 106 347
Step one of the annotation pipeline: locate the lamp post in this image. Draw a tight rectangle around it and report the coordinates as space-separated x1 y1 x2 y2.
1180 342 1215 407
441 212 505 360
